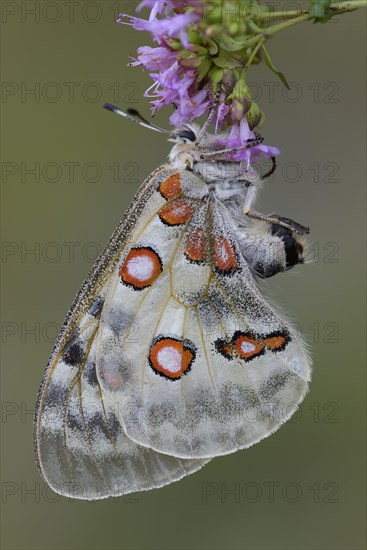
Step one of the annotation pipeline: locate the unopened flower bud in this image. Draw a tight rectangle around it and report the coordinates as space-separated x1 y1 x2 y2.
209 67 225 84
246 102 264 130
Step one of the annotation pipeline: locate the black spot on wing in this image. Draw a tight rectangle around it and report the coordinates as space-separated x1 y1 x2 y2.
106 306 134 338
44 382 68 408
83 361 99 387
88 295 104 318
66 407 84 432
63 340 85 367
87 412 120 445
107 413 121 444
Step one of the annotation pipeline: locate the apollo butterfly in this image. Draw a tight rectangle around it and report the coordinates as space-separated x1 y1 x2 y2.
34 104 311 500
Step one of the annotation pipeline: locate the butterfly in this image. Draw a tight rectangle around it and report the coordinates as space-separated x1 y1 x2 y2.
34 103 311 500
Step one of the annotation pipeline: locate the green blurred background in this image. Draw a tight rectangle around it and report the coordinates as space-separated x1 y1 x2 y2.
1 2 366 549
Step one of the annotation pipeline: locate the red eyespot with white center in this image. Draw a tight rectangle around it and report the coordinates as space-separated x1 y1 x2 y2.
120 246 162 290
215 330 291 363
149 336 196 380
232 332 264 361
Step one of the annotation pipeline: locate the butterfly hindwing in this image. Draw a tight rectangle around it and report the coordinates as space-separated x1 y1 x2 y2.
96 170 311 459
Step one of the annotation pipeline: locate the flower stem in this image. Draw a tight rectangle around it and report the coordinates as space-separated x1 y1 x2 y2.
243 14 310 47
243 0 367 46
254 10 308 21
253 0 367 20
244 37 265 71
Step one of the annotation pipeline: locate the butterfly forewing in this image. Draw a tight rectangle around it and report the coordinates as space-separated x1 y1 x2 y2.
34 167 210 499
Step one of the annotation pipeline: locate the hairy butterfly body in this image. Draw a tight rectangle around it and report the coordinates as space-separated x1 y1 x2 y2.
34 108 311 499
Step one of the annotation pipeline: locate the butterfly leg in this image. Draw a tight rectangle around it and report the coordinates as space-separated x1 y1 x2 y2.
246 211 309 235
243 183 309 235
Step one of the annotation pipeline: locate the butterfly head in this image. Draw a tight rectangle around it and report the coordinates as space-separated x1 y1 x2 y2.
168 123 201 163
169 123 246 183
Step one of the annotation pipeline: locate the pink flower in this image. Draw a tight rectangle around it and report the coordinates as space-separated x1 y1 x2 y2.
137 1 197 16
121 0 278 151
119 0 212 128
217 119 280 163
132 46 176 70
215 101 230 133
120 11 200 48
137 1 173 17
170 89 210 126
145 61 210 124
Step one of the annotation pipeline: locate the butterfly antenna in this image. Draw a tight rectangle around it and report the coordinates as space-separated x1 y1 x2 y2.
103 103 172 135
196 91 220 145
126 108 172 134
